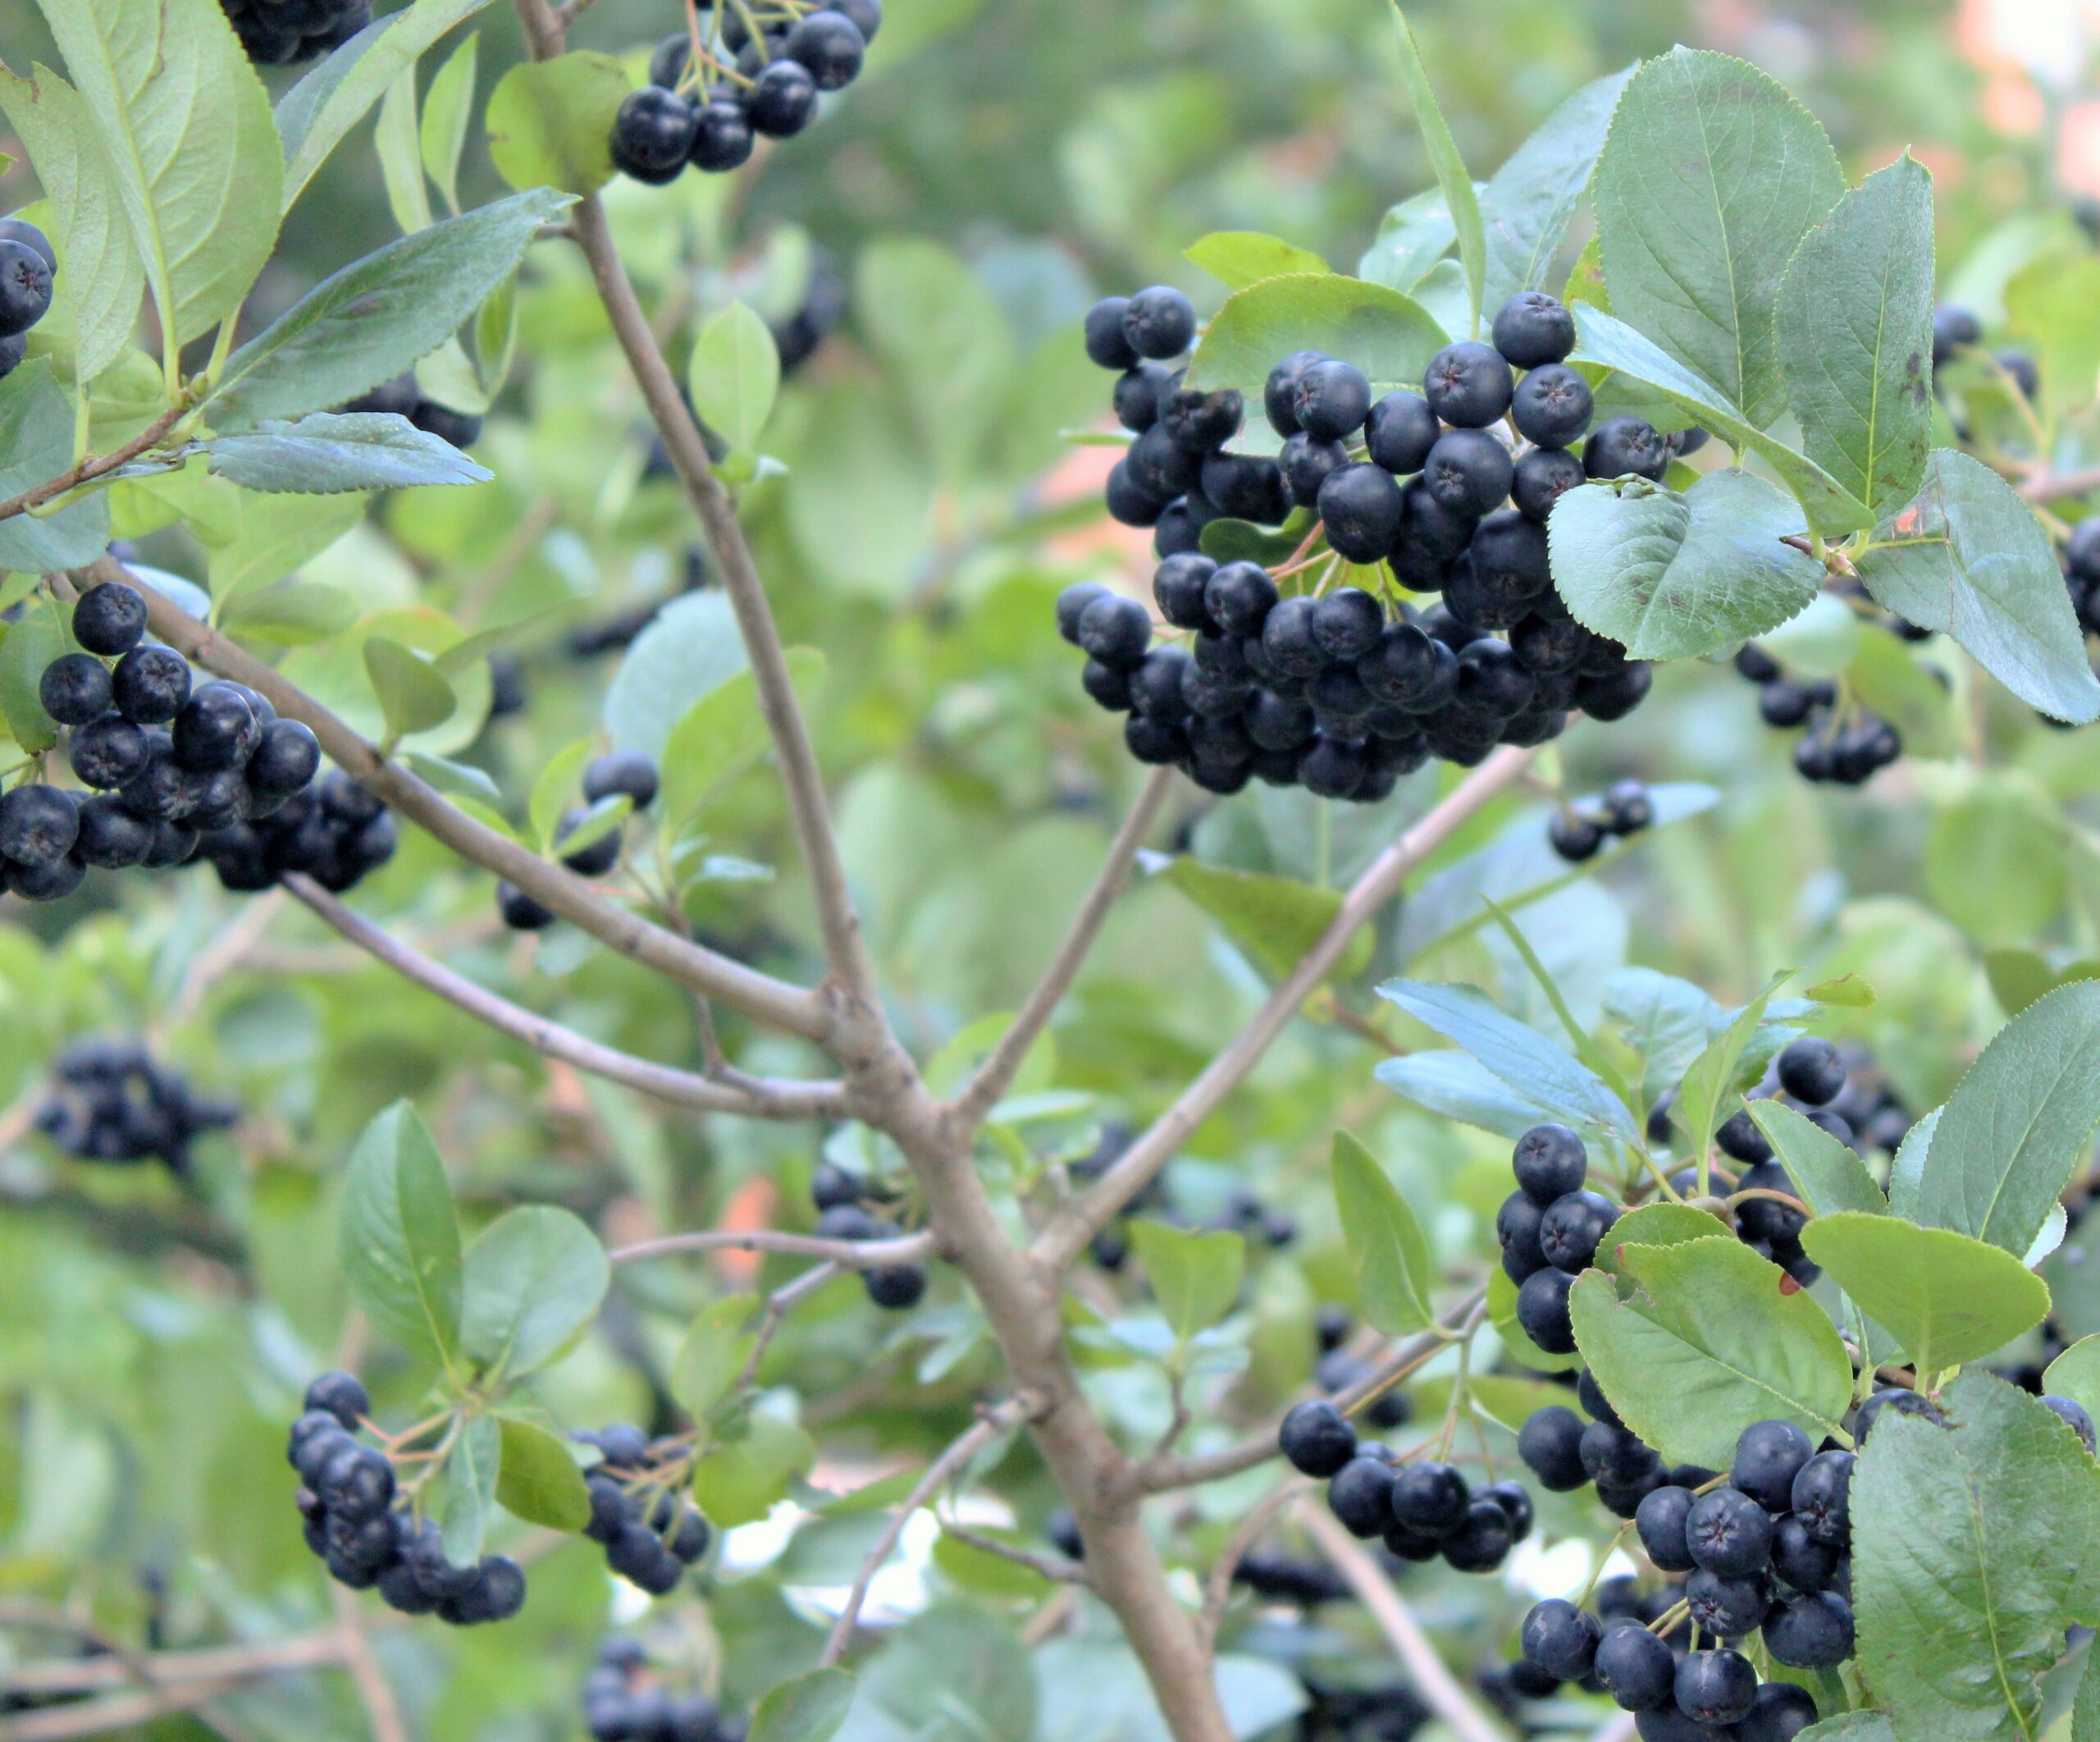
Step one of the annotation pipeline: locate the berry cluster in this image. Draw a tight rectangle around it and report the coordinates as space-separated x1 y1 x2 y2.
15 580 325 899
612 0 881 184
287 1374 527 1624
0 217 54 386
1229 1546 1350 1607
1549 778 1655 862
583 1638 747 1742
36 1038 239 1176
1278 1398 1535 1575
345 375 483 451
576 1425 714 1597
1061 289 1656 801
1516 1369 1710 1522
1498 1122 1620 1357
201 770 399 895
1314 1304 1410 1430
499 751 659 930
1298 1678 1430 1742
218 0 372 62
810 1161 930 1309
1732 633 1906 787
1070 1123 1296 1270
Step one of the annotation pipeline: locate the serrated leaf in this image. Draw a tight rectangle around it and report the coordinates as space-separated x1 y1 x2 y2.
0 594 66 754
688 302 781 457
0 360 113 571
205 413 491 493
1331 1131 1434 1335
605 591 746 761
1129 1220 1244 1343
1548 469 1822 660
673 1293 760 1422
1750 1100 1889 1219
364 635 459 743
459 1205 609 1381
1594 46 1845 430
1387 6 1483 336
419 32 478 217
1185 231 1328 290
528 737 594 853
1777 155 1935 516
1801 1212 2049 1375
1357 186 1459 293
1857 448 2100 724
493 1415 591 1530
1597 1202 1730 1273
338 1101 463 1369
276 0 495 213
1568 1236 1853 1467
1161 858 1372 985
660 650 825 827
750 1668 856 1742
1476 64 1635 313
441 1411 499 1564
484 51 629 197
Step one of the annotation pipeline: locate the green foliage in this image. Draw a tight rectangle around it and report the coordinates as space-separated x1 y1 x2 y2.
690 303 783 458
484 51 631 196
1330 1131 1434 1335
1800 1213 2049 1374
339 1100 464 1370
1128 1220 1244 1342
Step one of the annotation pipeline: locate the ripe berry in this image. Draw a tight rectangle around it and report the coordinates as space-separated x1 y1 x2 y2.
1518 1404 1587 1491
783 8 866 88
1686 1485 1774 1576
40 652 112 726
173 684 261 772
305 1371 370 1427
112 646 192 725
72 583 146 658
1122 287 1196 359
1424 341 1514 427
1538 1189 1615 1272
1550 811 1605 862
1603 778 1653 833
1685 1568 1768 1639
1293 359 1372 441
1150 553 1216 631
0 238 52 339
1513 1122 1586 1202
1440 1498 1514 1571
249 720 322 798
1495 1189 1547 1281
0 783 78 867
1595 1620 1674 1711
611 88 697 183
1390 1461 1468 1532
1160 386 1243 453
1731 1420 1813 1511
1584 417 1669 482
864 1264 927 1309
1775 1037 1846 1107
1997 349 2039 400
1790 1448 1853 1544
0 217 55 275
1084 299 1139 371
1458 637 1535 716
499 882 556 930
1491 291 1577 369
1521 1598 1601 1680
1279 1400 1358 1476
74 798 152 869
1511 364 1593 449
1770 1512 1840 1593
1076 594 1152 667
1280 432 1348 506
1203 561 1276 635
1317 463 1404 563
1358 623 1439 706
1263 350 1323 435
1635 1484 1696 1571
1763 1591 1854 1668
68 714 147 791
1740 1682 1820 1742
690 100 756 171
1515 1264 1576 1352
1198 452 1289 524
1482 1478 1534 1541
2043 1393 2098 1454
1715 1108 1774 1164
1326 1453 1396 1537
746 61 819 136
1422 428 1513 517
1513 444 1586 523
1932 304 1982 366
1675 1648 1756 1724
1299 734 1367 800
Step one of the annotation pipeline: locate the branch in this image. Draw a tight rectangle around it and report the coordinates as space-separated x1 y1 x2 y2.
0 405 186 527
1194 1474 1308 1653
0 1603 257 1742
1296 1502 1512 1742
608 1228 935 1269
331 1589 405 1742
1037 748 1539 1268
735 1259 843 1391
820 1393 1043 1666
98 557 829 1044
283 875 846 1120
936 1518 1092 1586
2019 463 2100 504
950 767 1174 1127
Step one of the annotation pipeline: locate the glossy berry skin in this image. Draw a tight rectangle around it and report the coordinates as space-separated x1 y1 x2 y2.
1151 554 1216 631
610 89 696 184
1770 1512 1840 1593
1538 1188 1615 1273
1512 364 1594 449
1495 1189 1546 1280
1853 1387 1942 1443
864 1264 927 1310
583 750 659 812
1391 1461 1469 1532
1635 1484 1697 1571
1084 299 1139 371
1685 1568 1767 1639
498 882 556 931
1326 1454 1396 1538
1160 386 1243 453
40 652 112 726
1515 1264 1576 1353
1203 561 1276 635
1776 1037 1846 1107
1422 427 1513 518
1312 589 1384 661
1317 463 1404 563
73 582 148 656
1513 1122 1587 1202
1518 1404 1588 1491
74 798 151 868
1763 1592 1854 1668
1293 359 1372 441
1261 351 1321 434
1604 779 1654 833
173 684 261 772
305 1371 369 1428
0 217 55 276
70 714 150 790
1675 1649 1756 1724
1298 735 1366 800
1280 432 1348 506
1424 341 1514 427
1122 286 1196 359
690 100 756 171
556 808 623 877
1199 452 1288 524
784 8 865 87
1521 1598 1601 1680
1550 812 1604 862
1739 1682 1820 1742
1075 594 1151 670
1584 416 1670 482
1513 444 1586 524
112 647 192 725
1732 1420 1815 1511
0 238 52 340
1481 1478 1533 1541
1790 1448 1854 1544
1595 1620 1675 1711
249 720 322 798
1686 1485 1774 1575
1492 290 1577 368
1279 1400 1358 1477
2043 1393 2098 1453
0 784 77 868
1441 1498 1513 1571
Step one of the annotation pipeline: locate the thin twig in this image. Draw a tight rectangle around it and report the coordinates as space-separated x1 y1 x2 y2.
2020 463 2100 504
1297 1502 1511 1742
734 1260 843 1390
0 406 187 526
951 767 1174 1126
936 1517 1092 1585
0 1603 258 1742
609 1228 935 1269
1037 748 1539 1269
331 1589 406 1742
1194 1475 1309 1652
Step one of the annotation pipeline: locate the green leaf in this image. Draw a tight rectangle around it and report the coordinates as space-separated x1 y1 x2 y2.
1750 1100 1889 1218
0 594 66 754
1596 1202 1732 1273
484 51 630 197
1676 972 1789 1182
459 1205 609 1381
39 0 282 354
1547 469 1822 660
338 1101 463 1369
375 69 432 235
1926 776 2067 944
1568 1236 1854 1467
1386 6 1483 336
1195 516 1306 567
2043 1337 2100 1424
1854 1371 2100 1741
1801 1213 2050 1375
1377 978 1637 1141
220 579 363 645
363 636 459 743
660 650 826 826
1376 1049 1564 1141
1777 155 1935 517
1477 64 1635 314
204 412 490 493
2079 1651 2100 1742
1160 858 1372 984
206 492 368 607
1918 981 2100 1258
1184 274 1445 455
276 0 495 213
0 67 145 385
493 1415 591 1531
1800 1719 1897 1742
1569 307 1872 537
528 737 594 853
847 1606 1035 1742
1330 1132 1436 1336
688 302 782 458
750 1668 856 1742
1184 231 1328 290
441 1411 499 1565
854 240 1013 486
1593 46 1845 430
210 189 564 427
419 32 478 216
1128 1220 1244 1343
1857 448 2100 724
692 1409 816 1528
400 748 501 805
0 360 113 571
673 1294 760 1422
2006 251 2100 415
1605 967 1731 1104
605 592 747 762
1357 186 1459 293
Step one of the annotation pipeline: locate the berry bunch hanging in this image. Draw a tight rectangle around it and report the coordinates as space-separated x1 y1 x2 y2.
810 1160 930 1309
497 751 658 930
199 770 399 896
286 1374 527 1623
1060 289 1656 802
582 1637 747 1742
0 216 55 386
575 1425 715 1597
217 0 373 64
1731 633 1906 787
1498 1122 1621 1357
611 0 882 185
1549 779 1655 862
35 1038 240 1176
